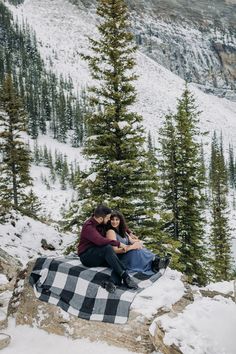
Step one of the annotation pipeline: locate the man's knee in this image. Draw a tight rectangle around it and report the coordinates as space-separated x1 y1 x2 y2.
104 244 114 254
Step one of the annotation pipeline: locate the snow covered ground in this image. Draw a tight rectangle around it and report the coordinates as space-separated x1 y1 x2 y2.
151 294 236 354
3 319 137 354
25 131 88 221
0 211 75 266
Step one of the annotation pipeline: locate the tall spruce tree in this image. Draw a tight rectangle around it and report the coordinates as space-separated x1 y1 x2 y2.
158 87 207 284
0 74 32 213
77 0 159 237
228 144 235 189
158 113 179 239
209 132 233 281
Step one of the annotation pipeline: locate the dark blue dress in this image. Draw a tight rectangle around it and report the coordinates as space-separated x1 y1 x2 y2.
116 233 155 275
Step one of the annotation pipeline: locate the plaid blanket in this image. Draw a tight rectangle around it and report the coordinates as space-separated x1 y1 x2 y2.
29 255 162 324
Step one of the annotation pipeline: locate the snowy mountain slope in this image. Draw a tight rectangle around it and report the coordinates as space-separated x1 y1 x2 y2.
16 0 236 98
23 132 89 221
7 0 236 148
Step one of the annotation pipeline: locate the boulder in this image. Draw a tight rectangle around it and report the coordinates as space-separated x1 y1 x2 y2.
0 333 11 350
0 248 22 283
0 311 8 331
41 239 55 251
8 261 156 353
0 248 22 331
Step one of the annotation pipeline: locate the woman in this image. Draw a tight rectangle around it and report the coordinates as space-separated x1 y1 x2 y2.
106 211 170 275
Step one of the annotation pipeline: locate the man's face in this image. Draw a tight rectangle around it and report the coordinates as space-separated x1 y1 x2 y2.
103 214 111 224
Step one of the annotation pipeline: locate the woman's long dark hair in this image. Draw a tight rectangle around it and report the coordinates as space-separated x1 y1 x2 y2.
107 210 128 238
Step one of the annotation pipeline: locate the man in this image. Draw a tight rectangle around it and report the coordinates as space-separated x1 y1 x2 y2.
77 204 138 293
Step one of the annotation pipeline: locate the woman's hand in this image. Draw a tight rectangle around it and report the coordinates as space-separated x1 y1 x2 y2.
131 241 143 250
120 241 143 253
119 242 127 250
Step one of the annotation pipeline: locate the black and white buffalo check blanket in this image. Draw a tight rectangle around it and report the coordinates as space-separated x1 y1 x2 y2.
29 255 162 324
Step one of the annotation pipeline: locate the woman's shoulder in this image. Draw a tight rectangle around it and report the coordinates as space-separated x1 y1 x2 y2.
106 228 117 237
106 227 116 233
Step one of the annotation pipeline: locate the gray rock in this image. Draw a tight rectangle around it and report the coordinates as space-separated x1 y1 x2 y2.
0 248 22 283
0 333 11 350
0 248 22 331
41 239 55 251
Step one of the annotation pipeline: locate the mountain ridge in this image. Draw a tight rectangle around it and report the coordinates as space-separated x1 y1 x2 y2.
68 0 236 99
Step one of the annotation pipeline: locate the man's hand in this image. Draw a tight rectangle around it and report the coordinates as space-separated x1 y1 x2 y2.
128 234 139 244
129 232 139 240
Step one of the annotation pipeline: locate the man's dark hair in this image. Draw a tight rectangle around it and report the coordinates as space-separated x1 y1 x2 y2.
94 204 112 218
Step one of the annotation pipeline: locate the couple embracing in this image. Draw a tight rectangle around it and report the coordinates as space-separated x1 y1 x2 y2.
77 205 170 293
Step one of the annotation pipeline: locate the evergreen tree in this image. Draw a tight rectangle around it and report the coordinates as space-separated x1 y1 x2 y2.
41 78 51 122
0 74 32 213
33 140 41 165
158 87 207 284
65 93 74 130
200 140 209 207
209 132 233 281
57 80 67 142
77 0 159 238
26 82 39 139
23 189 41 217
147 130 156 164
7 0 25 7
228 143 235 188
60 155 69 190
158 113 179 239
71 99 85 147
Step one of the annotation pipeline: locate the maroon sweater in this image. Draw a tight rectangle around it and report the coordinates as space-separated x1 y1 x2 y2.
77 217 121 255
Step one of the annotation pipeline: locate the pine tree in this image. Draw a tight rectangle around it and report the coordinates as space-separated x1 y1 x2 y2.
158 113 179 239
228 144 235 188
147 130 156 164
200 140 209 207
60 155 69 190
77 0 159 238
209 132 233 281
33 140 41 165
159 87 207 285
41 78 51 122
24 189 41 217
57 80 67 142
71 99 85 147
0 74 32 213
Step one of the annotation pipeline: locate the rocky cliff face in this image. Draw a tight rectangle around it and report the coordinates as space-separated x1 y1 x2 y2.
69 0 236 100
